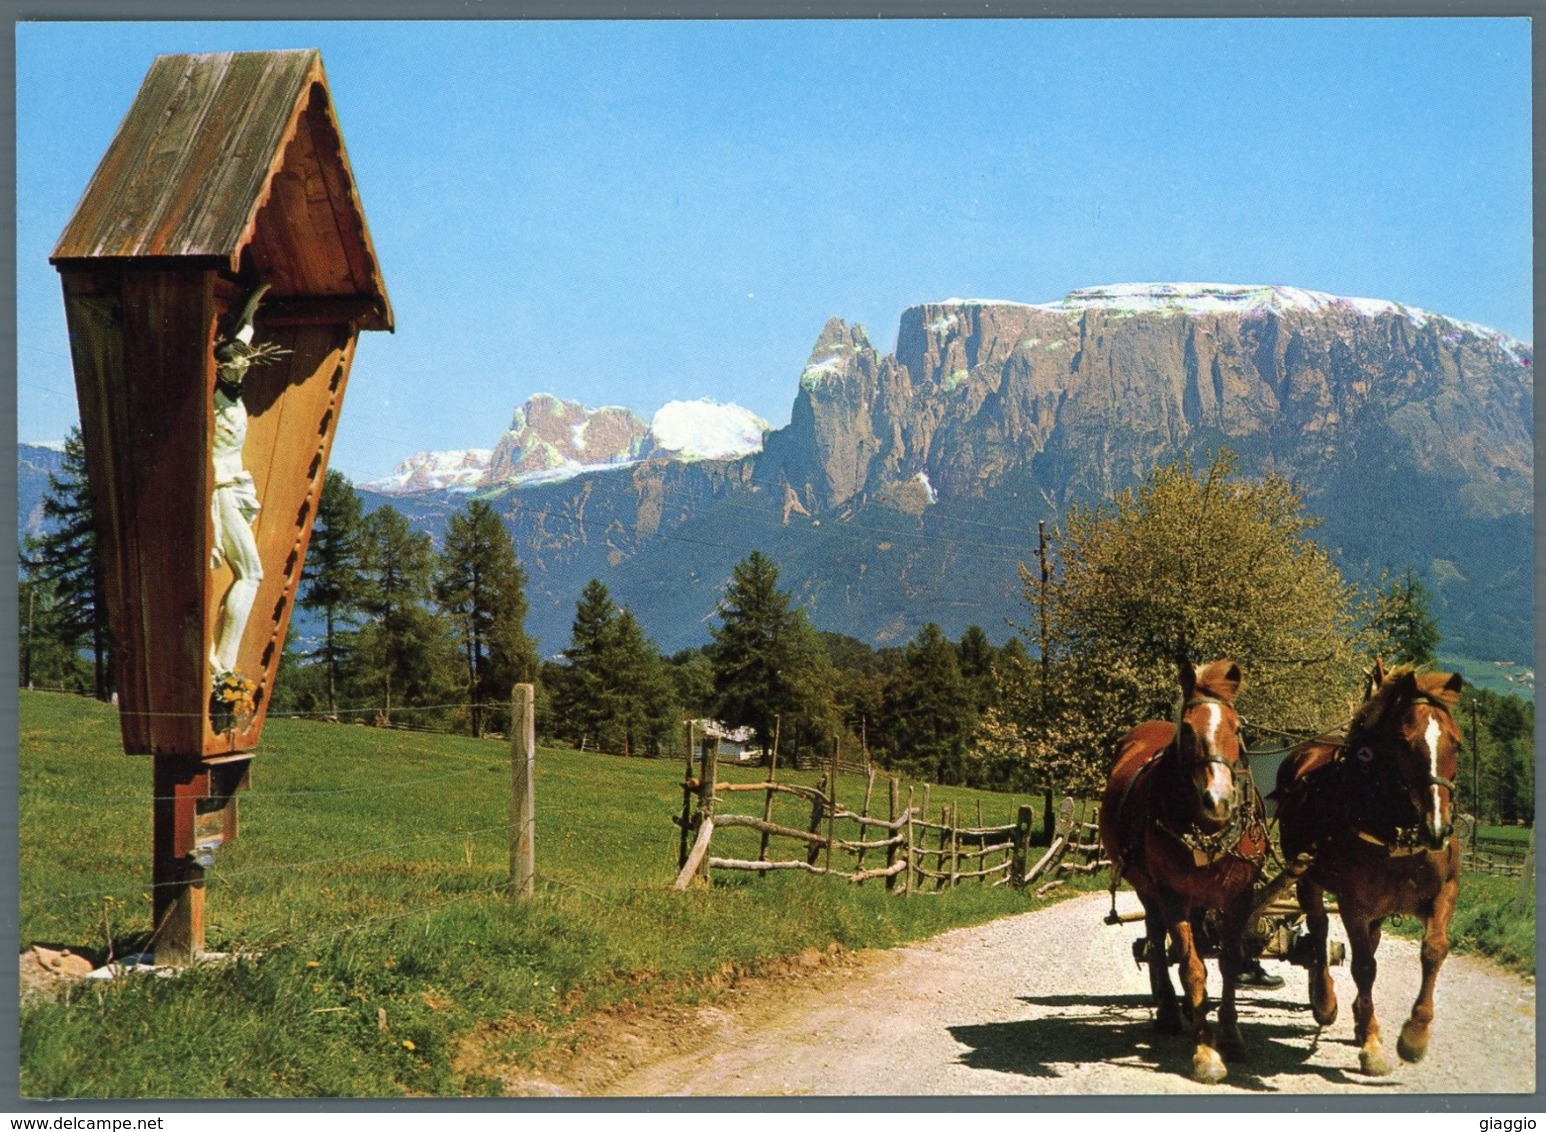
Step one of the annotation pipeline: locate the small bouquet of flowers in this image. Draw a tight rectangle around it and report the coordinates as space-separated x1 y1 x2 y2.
210 670 257 734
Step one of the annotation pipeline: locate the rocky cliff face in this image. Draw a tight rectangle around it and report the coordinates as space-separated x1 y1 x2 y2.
767 285 1531 522
361 285 1533 662
486 393 650 482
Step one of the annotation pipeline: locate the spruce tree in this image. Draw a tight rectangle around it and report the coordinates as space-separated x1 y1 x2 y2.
890 622 975 784
707 551 831 763
355 505 454 726
23 428 111 699
18 572 91 691
554 581 679 757
299 469 365 715
555 579 618 750
603 609 678 757
956 624 996 714
1362 567 1441 667
435 499 537 736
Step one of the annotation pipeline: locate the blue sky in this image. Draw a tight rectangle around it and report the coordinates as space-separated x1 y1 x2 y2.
17 18 1533 481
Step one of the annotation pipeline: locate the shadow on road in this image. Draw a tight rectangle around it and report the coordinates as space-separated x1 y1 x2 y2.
946 994 1393 1092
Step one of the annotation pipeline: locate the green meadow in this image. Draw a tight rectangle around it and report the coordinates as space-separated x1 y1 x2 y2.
19 691 1044 1098
20 691 1532 1098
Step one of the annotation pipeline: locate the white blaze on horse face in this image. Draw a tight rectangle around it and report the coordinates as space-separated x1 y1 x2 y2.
1199 703 1232 809
1424 714 1444 835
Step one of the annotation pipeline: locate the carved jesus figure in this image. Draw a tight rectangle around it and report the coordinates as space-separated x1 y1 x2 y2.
208 285 271 677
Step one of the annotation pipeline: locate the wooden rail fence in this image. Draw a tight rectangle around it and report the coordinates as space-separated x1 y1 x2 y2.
1453 813 1533 879
671 724 1037 895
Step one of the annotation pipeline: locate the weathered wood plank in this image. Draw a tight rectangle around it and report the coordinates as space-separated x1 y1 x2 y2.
712 812 902 852
673 817 715 890
1022 834 1068 886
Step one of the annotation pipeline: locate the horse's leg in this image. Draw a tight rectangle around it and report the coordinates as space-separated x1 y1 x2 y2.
1343 910 1392 1077
1398 874 1456 1063
1143 900 1182 1035
1171 913 1226 1084
1215 899 1250 1059
1300 877 1338 1027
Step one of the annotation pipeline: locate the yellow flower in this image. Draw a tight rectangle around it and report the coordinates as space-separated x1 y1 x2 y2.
401 1040 416 1051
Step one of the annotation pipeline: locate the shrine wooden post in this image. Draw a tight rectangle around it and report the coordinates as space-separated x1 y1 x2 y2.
51 51 392 963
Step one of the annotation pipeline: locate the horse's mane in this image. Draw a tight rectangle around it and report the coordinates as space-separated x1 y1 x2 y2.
1350 664 1463 734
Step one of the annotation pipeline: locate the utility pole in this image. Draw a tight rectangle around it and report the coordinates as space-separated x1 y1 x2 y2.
1470 697 1481 839
1037 519 1050 700
1037 519 1052 843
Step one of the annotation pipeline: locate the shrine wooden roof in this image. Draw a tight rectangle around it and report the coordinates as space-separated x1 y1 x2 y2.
52 49 392 331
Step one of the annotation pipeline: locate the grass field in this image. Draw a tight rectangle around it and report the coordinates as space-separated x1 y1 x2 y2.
20 691 1534 1097
19 691 1054 1098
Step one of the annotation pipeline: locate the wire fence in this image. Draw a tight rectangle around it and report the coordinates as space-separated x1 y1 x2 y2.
19 685 537 958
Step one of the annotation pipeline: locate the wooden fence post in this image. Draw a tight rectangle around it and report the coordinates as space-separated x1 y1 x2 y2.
806 771 828 867
825 738 839 875
697 731 718 883
935 803 950 891
510 683 536 899
885 776 900 892
678 720 695 869
757 715 781 866
855 766 876 875
976 800 985 884
949 804 960 889
1013 804 1034 890
905 786 916 898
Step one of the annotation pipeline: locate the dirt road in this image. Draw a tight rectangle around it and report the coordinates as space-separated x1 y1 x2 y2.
603 892 1536 1097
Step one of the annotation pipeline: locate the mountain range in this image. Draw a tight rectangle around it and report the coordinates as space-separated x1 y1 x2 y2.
358 283 1534 664
20 282 1532 669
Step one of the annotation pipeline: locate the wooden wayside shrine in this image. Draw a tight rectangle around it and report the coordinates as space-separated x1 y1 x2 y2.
51 50 392 963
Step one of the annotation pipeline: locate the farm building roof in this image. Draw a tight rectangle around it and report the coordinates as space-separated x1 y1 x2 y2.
52 49 392 331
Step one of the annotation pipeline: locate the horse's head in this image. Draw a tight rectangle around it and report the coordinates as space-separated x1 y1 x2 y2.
1345 666 1464 852
1172 659 1246 829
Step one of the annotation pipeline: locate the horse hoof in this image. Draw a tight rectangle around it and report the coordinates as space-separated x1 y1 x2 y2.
1397 1022 1430 1063
1218 1027 1247 1059
1359 1043 1394 1077
1312 1001 1338 1028
1192 1046 1228 1084
1154 1012 1184 1036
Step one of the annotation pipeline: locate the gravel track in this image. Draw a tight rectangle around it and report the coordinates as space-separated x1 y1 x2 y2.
605 891 1536 1097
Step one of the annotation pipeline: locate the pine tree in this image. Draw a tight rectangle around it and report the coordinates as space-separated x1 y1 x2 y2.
18 572 91 692
667 647 716 720
23 428 111 699
707 551 833 763
435 499 538 736
355 505 455 726
554 579 619 750
1362 567 1441 667
603 609 679 758
299 469 366 715
888 623 976 784
956 624 996 714
554 581 680 757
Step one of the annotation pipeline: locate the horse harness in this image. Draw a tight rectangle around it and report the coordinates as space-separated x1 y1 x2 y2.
1116 695 1269 873
1288 691 1459 858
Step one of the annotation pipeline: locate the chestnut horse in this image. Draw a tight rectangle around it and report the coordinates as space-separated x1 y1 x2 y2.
1274 662 1463 1076
1099 660 1268 1084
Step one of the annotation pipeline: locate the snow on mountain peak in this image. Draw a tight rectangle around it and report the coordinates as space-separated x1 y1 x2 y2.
649 399 768 461
360 449 492 494
929 284 1529 360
